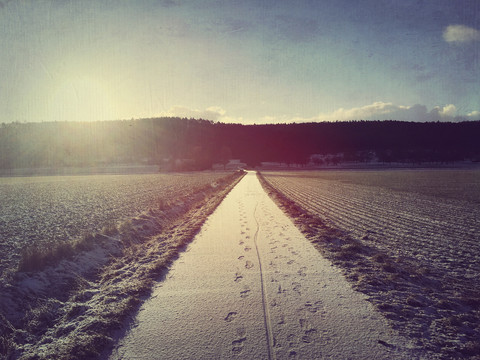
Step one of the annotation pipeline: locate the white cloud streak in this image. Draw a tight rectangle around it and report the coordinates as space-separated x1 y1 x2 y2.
311 102 480 122
467 110 480 118
315 102 411 122
259 102 479 124
443 25 480 43
162 106 227 121
159 102 480 124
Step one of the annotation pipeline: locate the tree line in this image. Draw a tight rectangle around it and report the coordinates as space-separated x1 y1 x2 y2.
1 118 479 171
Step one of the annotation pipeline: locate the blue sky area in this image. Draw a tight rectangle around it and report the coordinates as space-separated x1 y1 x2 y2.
0 0 479 123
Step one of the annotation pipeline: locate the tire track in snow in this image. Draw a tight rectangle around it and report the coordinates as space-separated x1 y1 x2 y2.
252 201 275 360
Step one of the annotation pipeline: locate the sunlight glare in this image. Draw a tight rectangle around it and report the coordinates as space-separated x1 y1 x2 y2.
48 77 117 122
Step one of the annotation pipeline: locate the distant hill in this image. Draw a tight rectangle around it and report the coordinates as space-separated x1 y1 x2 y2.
1 118 479 171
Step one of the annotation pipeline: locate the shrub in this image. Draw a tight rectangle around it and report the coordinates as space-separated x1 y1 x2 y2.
18 241 75 272
18 244 44 272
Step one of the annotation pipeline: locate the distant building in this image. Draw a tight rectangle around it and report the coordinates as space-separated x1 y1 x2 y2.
159 158 195 171
212 159 246 170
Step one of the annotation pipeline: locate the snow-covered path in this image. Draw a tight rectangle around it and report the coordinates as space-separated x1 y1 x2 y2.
109 172 419 359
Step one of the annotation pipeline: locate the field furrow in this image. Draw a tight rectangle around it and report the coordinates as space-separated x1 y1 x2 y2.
262 170 480 281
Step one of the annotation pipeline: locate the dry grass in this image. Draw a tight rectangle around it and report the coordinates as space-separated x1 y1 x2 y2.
17 233 99 273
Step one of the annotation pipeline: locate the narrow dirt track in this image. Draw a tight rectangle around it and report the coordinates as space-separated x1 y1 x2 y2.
108 172 424 359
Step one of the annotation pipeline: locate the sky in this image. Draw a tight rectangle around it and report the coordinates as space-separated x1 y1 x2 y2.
0 0 479 124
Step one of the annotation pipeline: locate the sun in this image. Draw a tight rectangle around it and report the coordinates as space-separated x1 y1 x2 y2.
48 76 117 122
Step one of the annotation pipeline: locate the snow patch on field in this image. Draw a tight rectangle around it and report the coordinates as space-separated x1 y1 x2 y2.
0 171 245 359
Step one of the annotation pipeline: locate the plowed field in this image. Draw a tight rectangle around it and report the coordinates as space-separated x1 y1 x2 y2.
262 170 480 283
261 169 480 358
0 171 232 275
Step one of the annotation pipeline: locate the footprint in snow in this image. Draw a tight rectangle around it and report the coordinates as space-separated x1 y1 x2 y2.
245 260 254 269
302 329 317 343
232 337 246 355
297 267 307 277
240 289 251 298
292 282 302 295
224 312 237 322
305 301 324 313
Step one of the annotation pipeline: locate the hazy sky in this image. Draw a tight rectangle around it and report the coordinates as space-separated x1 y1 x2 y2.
1 0 479 124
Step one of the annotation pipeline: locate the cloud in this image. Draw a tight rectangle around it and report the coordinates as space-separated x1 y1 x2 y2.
277 102 472 123
160 103 480 124
315 102 410 122
467 110 480 119
443 25 480 43
321 102 463 122
163 106 227 121
432 104 457 117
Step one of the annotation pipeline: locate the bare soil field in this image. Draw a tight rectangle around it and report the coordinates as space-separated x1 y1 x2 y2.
0 171 244 359
259 169 480 359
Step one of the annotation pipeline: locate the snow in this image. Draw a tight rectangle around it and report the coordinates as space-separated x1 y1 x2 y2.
109 172 423 359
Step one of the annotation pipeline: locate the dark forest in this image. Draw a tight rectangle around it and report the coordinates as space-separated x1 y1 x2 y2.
1 118 479 171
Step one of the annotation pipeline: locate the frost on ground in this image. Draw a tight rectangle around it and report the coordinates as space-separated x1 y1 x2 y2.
0 171 245 360
0 172 235 276
259 170 480 360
